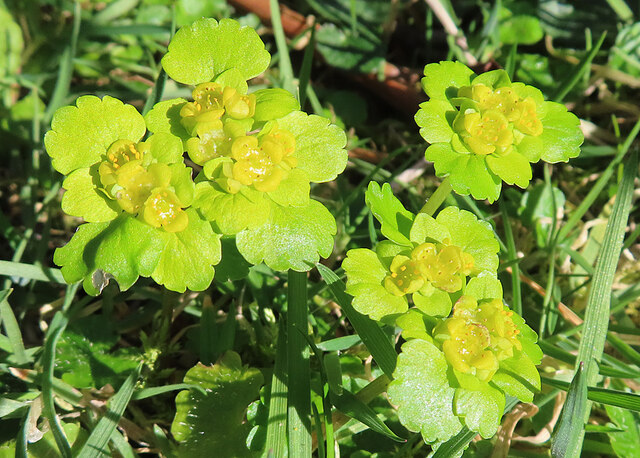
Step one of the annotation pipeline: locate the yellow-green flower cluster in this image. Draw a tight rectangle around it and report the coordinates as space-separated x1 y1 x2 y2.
434 295 522 382
416 61 583 202
98 139 189 232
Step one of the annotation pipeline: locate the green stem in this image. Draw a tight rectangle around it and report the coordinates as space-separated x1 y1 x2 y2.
269 0 295 95
419 177 452 216
499 199 522 316
287 270 311 457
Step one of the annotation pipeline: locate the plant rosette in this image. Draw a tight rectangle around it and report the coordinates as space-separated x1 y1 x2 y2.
145 17 348 272
416 61 583 202
45 95 221 295
387 274 543 447
342 182 499 321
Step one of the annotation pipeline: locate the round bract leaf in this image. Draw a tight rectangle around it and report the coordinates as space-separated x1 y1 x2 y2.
144 98 190 142
236 199 336 272
53 216 166 295
162 18 271 85
45 95 146 175
422 61 475 101
276 111 348 183
539 101 583 163
193 182 271 235
454 384 505 438
61 167 120 223
388 339 463 444
253 88 300 124
151 208 221 292
435 206 500 274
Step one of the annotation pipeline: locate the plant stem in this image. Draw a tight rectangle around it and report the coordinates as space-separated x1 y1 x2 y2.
287 269 311 457
419 177 452 216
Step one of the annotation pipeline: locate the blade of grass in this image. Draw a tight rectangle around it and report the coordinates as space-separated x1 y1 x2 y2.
287 269 311 457
0 260 65 283
298 23 316 108
568 151 638 455
553 31 606 103
269 0 296 95
40 283 79 458
77 363 142 458
542 376 640 412
45 1 81 121
263 321 288 458
92 0 139 24
551 363 588 458
499 199 522 315
556 117 640 245
131 383 206 401
316 264 397 377
0 289 28 365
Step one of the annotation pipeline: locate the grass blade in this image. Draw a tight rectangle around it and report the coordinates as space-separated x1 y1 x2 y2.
77 363 142 458
287 269 311 457
499 199 522 315
0 289 28 365
263 320 288 458
0 260 65 283
40 283 79 458
45 1 81 121
316 264 397 378
543 376 640 412
131 383 206 401
553 32 606 103
269 0 296 95
551 363 588 458
568 150 638 454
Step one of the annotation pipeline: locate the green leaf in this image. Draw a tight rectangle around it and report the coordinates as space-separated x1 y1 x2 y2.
315 23 384 73
276 111 348 183
253 88 301 124
236 199 336 272
53 216 165 295
388 339 463 444
435 207 500 274
171 352 263 457
61 166 120 223
77 364 142 458
551 363 588 458
330 388 404 442
456 155 502 202
454 384 504 438
0 7 23 80
193 182 271 235
145 132 185 164
365 182 414 246
605 405 640 458
422 61 475 101
347 283 408 322
150 209 221 292
317 263 398 378
396 309 433 341
45 95 146 175
342 248 408 320
55 316 141 389
415 100 455 144
144 98 190 142
215 237 251 282
539 101 583 163
485 150 532 188
213 67 249 93
465 273 502 300
413 285 452 317
267 168 310 207
499 14 544 45
162 18 271 85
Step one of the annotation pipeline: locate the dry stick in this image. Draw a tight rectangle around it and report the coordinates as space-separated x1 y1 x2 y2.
424 0 478 67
